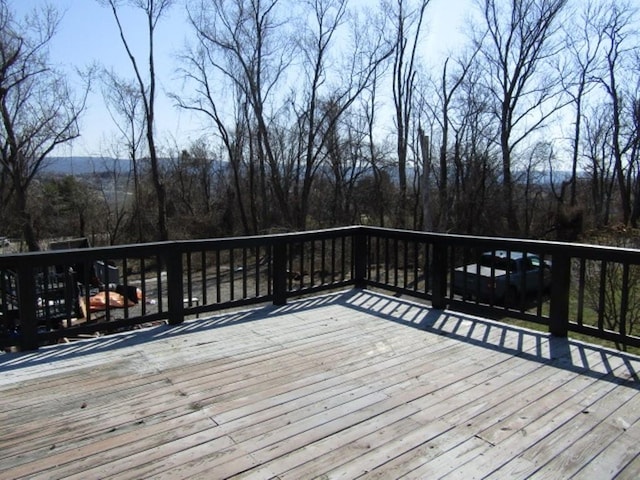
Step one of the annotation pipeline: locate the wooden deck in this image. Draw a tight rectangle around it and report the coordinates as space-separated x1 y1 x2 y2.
1 289 640 479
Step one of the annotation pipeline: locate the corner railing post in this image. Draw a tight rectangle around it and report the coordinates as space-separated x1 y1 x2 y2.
166 248 184 326
353 231 367 289
272 241 287 306
17 264 38 351
549 253 570 337
431 241 448 309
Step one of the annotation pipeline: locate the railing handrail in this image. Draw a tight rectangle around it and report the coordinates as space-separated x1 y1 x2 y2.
3 226 639 265
359 226 640 260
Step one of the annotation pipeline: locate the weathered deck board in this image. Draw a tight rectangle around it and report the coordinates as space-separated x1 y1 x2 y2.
1 289 639 479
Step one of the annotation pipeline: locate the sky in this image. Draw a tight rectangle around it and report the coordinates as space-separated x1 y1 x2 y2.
10 0 470 158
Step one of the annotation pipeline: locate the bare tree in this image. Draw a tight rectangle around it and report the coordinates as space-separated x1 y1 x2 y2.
174 41 254 235
474 0 568 234
99 0 174 241
291 0 392 229
101 69 146 242
94 156 133 245
423 49 479 231
558 1 605 208
0 2 88 250
386 0 430 229
37 175 98 240
181 0 390 231
519 141 552 236
316 98 375 226
449 63 501 235
361 73 392 226
630 74 640 226
436 57 476 230
595 0 639 226
180 0 291 233
582 103 616 227
163 139 226 237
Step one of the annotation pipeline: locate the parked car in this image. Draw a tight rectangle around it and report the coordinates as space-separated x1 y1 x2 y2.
452 250 551 305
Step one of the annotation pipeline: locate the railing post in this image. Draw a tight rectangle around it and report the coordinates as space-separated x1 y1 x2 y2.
431 242 448 310
166 249 184 326
549 253 570 337
272 242 287 306
353 232 367 289
17 264 38 351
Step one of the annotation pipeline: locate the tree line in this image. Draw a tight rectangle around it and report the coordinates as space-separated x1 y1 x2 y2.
0 0 639 251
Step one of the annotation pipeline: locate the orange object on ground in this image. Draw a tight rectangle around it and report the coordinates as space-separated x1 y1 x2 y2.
89 291 137 312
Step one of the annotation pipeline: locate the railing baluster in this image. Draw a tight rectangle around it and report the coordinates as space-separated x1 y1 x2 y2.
403 239 409 289
412 241 418 293
156 255 163 313
267 246 273 297
577 258 585 326
165 250 184 326
341 235 346 282
431 242 447 310
255 246 260 298
620 263 629 340
215 249 221 303
287 244 294 290
393 238 398 287
598 261 607 331
320 238 331 285
549 254 571 337
310 240 315 287
273 242 287 306
242 247 248 299
103 261 112 324
17 264 38 351
425 241 431 295
201 250 208 306
140 257 147 316
186 252 193 311
353 231 367 289
300 241 304 287
331 237 344 282
384 237 390 285
122 258 129 319
374 236 380 282
229 248 235 301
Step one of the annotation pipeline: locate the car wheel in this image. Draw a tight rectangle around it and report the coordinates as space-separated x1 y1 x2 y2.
504 286 519 308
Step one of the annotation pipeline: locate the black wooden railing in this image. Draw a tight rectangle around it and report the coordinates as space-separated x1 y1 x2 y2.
2 226 640 351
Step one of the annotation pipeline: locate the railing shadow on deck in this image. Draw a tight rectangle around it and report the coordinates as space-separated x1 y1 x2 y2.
0 290 350 375
1 288 639 390
342 289 640 390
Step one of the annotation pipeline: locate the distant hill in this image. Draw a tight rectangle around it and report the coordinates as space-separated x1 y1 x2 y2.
42 157 131 175
42 156 578 185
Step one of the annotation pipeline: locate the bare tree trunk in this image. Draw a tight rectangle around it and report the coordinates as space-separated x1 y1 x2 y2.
500 121 519 234
131 157 143 242
145 2 169 241
436 54 476 230
477 0 568 235
15 186 39 251
104 0 173 241
419 128 432 231
0 3 86 250
600 2 640 226
390 0 429 229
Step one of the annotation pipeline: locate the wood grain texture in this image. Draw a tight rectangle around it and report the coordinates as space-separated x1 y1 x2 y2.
1 289 639 479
